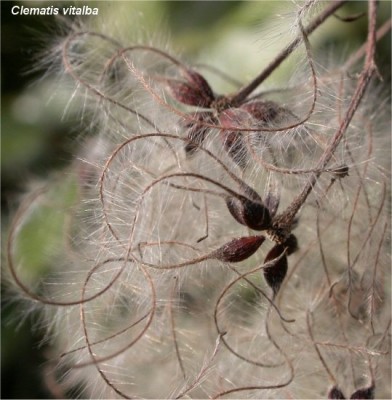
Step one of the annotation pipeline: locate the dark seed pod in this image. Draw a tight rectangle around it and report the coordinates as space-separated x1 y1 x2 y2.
168 70 214 107
184 129 207 156
241 100 300 129
223 131 249 169
263 191 280 218
283 234 298 255
331 164 349 179
211 235 265 263
185 70 215 103
226 195 271 231
182 112 215 156
328 386 346 399
218 108 251 168
350 384 375 399
219 107 244 129
263 244 288 295
241 100 280 123
239 182 263 203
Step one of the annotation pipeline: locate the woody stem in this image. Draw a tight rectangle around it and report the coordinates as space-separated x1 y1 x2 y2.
231 0 347 105
279 0 378 226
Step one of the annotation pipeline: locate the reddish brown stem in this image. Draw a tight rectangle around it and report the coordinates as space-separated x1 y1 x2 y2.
231 0 348 105
278 0 378 227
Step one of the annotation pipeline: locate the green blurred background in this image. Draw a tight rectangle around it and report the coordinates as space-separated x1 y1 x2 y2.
1 1 390 398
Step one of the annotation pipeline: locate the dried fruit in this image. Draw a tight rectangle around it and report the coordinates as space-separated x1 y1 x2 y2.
184 70 215 103
263 244 288 295
218 108 252 168
168 70 214 107
328 386 346 399
226 195 271 231
350 384 375 399
182 112 215 156
263 191 280 218
284 234 298 255
222 131 249 168
331 164 350 179
211 235 265 263
241 100 280 123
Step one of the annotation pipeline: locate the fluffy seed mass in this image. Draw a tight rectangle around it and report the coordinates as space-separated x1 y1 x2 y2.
4 1 391 399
